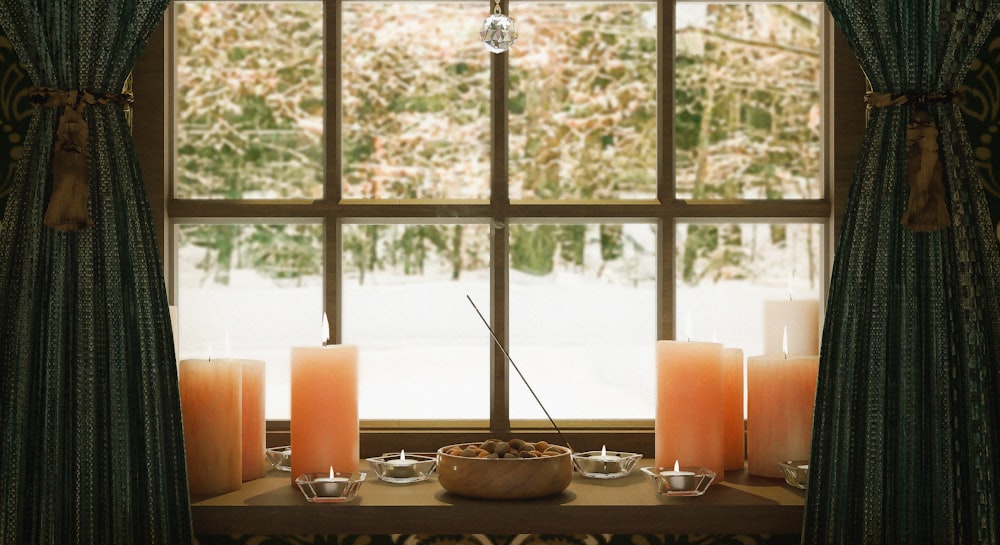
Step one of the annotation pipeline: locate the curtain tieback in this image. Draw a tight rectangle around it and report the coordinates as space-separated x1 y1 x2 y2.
864 90 962 232
30 88 135 232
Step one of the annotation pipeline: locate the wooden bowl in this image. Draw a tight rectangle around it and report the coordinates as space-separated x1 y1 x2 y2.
436 441 573 500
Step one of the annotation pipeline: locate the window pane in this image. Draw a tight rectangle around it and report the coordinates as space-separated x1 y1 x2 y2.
675 4 823 199
676 222 823 358
509 4 658 201
342 223 492 419
176 223 324 419
509 223 657 419
174 2 324 200
341 4 491 200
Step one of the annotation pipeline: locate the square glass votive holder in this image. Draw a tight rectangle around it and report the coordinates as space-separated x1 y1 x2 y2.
571 450 642 479
295 471 366 503
266 446 291 472
776 460 809 490
365 452 438 483
640 466 716 497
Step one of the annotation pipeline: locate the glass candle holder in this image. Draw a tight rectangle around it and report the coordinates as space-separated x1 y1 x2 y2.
776 460 809 490
266 446 291 472
295 471 366 503
366 451 438 483
640 465 716 497
571 450 642 479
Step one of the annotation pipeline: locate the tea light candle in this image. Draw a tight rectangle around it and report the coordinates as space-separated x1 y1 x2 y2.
589 445 622 473
385 450 419 478
661 460 696 491
311 466 349 497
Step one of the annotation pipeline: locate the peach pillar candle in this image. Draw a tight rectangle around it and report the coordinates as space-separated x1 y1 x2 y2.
241 359 267 481
655 340 725 479
179 358 242 495
746 352 819 477
722 347 745 470
290 344 359 482
763 298 820 355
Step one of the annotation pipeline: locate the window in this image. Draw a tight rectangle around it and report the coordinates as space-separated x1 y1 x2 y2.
152 1 848 434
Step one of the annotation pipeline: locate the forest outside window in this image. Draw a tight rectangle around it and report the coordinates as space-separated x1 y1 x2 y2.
168 1 829 426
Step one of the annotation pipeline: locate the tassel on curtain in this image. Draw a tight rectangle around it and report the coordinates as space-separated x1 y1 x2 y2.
0 2 192 544
805 3 1000 544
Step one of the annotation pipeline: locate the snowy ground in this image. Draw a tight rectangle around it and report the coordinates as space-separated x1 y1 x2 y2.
176 266 820 421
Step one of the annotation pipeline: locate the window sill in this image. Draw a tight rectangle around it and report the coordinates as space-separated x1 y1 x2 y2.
191 462 804 536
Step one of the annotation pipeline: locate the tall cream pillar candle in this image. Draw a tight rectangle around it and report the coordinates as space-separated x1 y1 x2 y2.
763 298 820 355
746 352 819 477
290 344 359 482
722 347 745 470
241 359 267 481
655 340 725 479
179 358 242 495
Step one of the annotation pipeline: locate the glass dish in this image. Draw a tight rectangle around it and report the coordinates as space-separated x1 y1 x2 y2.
571 450 642 479
366 452 438 483
265 446 291 471
640 465 716 497
295 471 366 503
776 460 809 489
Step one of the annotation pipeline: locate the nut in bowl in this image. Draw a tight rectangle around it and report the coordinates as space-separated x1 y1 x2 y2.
436 439 572 500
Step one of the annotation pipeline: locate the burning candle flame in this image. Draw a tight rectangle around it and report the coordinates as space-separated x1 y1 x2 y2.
399 449 407 461
782 325 789 359
328 466 335 479
673 460 680 472
600 445 607 457
321 313 331 345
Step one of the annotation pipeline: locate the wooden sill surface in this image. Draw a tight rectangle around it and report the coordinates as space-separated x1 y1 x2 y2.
192 462 805 536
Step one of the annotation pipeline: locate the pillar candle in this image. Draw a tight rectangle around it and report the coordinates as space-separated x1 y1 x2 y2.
763 299 820 355
290 344 359 482
241 359 267 481
179 358 242 495
746 353 819 477
722 347 745 470
655 340 725 479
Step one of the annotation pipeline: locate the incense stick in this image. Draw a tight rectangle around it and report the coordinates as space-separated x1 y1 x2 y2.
466 295 573 452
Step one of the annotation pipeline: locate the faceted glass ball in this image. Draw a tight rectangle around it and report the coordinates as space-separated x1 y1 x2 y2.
480 13 517 53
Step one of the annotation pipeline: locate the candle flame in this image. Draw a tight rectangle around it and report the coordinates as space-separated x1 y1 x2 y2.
329 466 335 479
321 313 331 345
782 325 789 358
399 449 406 461
673 460 680 472
600 445 607 457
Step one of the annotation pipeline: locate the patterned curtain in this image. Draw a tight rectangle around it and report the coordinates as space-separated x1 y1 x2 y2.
805 3 1000 544
0 2 192 544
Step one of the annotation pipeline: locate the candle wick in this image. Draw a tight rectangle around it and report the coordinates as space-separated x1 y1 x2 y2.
467 295 574 453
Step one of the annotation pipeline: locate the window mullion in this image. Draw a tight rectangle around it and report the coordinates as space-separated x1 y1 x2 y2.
659 0 676 341
490 3 511 433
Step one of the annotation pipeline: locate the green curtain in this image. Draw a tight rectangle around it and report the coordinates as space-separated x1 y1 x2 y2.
0 2 192 544
805 3 1000 545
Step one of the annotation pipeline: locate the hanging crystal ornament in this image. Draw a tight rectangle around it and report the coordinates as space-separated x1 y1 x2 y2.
480 0 517 53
